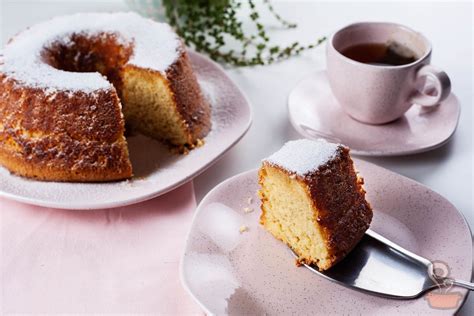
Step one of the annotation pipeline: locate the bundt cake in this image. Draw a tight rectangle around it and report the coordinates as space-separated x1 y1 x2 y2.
0 12 211 182
258 139 372 270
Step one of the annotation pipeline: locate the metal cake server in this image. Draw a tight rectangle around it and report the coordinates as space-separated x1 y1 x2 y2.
292 229 473 298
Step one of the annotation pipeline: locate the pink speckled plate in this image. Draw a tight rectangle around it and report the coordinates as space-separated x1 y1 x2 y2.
288 71 460 156
181 160 472 315
0 51 252 210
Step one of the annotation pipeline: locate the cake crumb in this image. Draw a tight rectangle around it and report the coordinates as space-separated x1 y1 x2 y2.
133 175 147 181
247 197 253 204
120 179 133 187
239 225 249 233
289 174 296 179
243 207 253 214
196 138 205 147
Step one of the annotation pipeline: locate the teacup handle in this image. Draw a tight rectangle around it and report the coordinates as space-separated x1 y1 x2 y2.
410 65 451 107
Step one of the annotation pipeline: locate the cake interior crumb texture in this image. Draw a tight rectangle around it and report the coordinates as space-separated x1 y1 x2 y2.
122 66 190 145
259 164 331 268
259 139 372 271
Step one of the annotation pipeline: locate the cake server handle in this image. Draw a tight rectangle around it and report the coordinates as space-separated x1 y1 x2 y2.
366 229 431 266
367 229 473 291
451 279 474 291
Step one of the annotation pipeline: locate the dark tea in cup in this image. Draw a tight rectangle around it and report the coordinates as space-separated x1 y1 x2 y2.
340 42 418 66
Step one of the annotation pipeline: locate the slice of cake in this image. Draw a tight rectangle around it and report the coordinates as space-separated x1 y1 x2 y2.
258 139 372 270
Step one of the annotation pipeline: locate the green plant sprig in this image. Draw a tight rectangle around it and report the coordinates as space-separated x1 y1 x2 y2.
162 0 326 66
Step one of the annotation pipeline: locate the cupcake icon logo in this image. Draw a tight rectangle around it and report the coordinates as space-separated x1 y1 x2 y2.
425 260 463 310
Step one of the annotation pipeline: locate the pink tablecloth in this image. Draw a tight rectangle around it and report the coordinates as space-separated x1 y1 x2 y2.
0 182 201 314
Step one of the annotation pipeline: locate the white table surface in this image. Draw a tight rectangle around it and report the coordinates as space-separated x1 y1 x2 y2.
1 0 472 314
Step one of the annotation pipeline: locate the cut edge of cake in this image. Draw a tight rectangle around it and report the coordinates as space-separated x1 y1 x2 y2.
258 139 373 271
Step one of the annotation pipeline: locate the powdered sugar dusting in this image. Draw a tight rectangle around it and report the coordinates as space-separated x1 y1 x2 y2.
265 139 342 176
0 12 181 92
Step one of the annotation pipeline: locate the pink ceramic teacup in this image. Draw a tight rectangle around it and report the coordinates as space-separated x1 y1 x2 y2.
327 22 451 124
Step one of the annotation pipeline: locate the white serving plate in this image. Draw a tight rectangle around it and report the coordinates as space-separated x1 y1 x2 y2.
0 51 252 210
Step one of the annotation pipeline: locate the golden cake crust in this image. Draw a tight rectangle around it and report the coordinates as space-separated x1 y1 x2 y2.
0 77 132 181
297 147 372 267
259 144 372 270
166 50 211 144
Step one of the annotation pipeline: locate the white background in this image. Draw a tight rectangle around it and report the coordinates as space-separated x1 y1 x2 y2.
1 0 472 314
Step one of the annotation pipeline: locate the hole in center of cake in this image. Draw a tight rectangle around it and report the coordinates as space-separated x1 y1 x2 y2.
41 32 132 91
40 32 200 148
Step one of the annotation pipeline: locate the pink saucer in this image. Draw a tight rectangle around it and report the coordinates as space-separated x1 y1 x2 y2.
288 71 460 156
181 160 472 315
